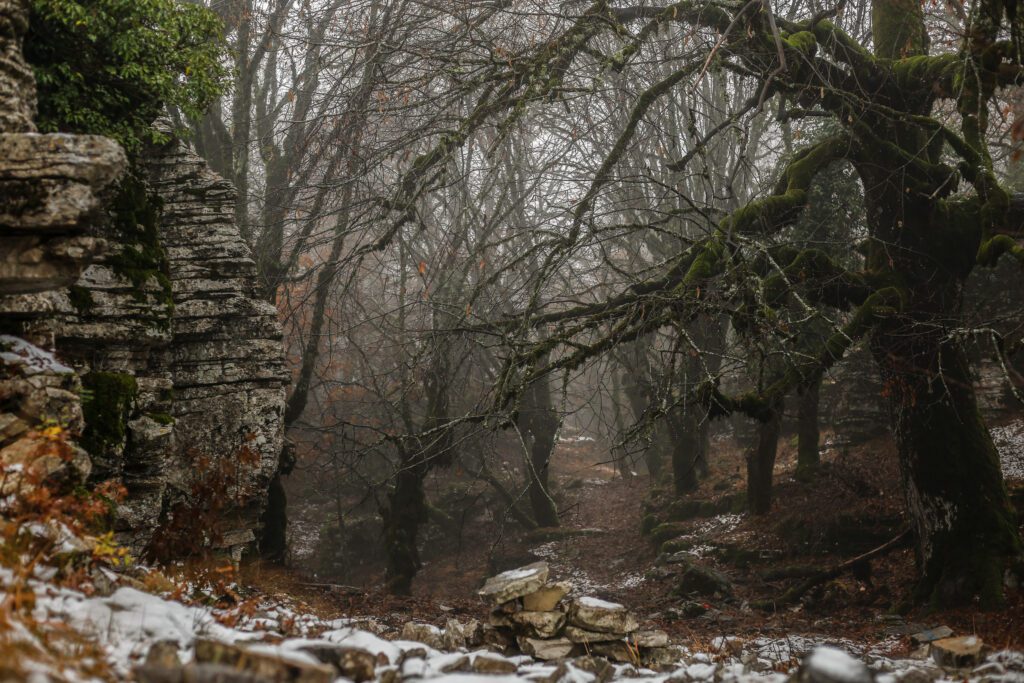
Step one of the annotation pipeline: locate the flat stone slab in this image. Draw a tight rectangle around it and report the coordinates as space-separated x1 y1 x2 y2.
523 582 570 611
628 630 670 648
517 637 574 661
509 610 566 638
564 625 621 644
568 596 639 634
911 626 954 645
479 562 550 604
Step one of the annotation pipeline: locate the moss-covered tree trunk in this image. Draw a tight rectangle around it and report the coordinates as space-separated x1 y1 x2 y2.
857 146 1022 602
871 326 1020 604
795 378 821 481
746 400 782 515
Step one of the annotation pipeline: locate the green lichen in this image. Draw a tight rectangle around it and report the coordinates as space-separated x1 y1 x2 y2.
106 172 174 317
146 411 175 425
80 371 138 459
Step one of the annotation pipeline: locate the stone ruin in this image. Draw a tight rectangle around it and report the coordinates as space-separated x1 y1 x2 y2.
475 562 674 667
0 0 287 559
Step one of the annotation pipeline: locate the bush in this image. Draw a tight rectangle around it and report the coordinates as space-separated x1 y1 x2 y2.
26 0 229 151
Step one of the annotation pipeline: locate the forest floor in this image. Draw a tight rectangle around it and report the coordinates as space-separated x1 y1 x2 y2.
269 417 1024 656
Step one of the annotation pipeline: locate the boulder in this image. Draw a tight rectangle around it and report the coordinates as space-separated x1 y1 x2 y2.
517 636 575 661
673 559 733 597
523 581 571 611
930 636 983 668
568 596 639 634
479 562 550 604
509 610 567 638
789 647 873 683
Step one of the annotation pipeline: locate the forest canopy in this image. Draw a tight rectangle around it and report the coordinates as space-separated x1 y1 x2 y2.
26 0 228 150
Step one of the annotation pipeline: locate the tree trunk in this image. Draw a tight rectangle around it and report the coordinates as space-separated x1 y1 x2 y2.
382 450 427 596
517 374 559 527
872 330 1021 605
795 378 821 481
746 400 783 515
668 408 702 495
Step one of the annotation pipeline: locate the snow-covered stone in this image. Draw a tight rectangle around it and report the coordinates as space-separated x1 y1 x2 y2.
568 597 639 634
479 563 550 604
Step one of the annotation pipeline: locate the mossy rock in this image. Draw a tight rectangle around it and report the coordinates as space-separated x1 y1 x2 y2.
659 538 695 555
672 559 733 598
641 513 660 536
106 172 174 315
81 371 138 463
68 285 95 313
649 521 690 545
727 492 748 514
714 543 762 569
641 486 672 515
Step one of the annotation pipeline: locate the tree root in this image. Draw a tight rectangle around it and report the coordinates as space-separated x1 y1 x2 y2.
752 528 911 610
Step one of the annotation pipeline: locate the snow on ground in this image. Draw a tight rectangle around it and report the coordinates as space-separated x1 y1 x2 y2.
3 567 1024 683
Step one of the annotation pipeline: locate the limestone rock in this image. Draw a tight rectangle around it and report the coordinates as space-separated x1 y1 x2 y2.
479 562 550 604
673 559 733 597
517 636 575 661
931 636 983 668
400 622 445 650
294 642 376 681
0 0 35 133
790 647 873 683
628 630 670 648
472 653 518 674
910 627 953 646
509 610 567 638
193 638 335 683
590 640 638 664
568 596 639 634
569 656 616 683
523 581 571 611
564 625 622 644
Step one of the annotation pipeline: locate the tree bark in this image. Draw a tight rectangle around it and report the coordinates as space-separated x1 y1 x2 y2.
872 328 1021 605
795 378 821 481
746 400 783 515
668 408 702 495
382 449 427 595
517 374 559 527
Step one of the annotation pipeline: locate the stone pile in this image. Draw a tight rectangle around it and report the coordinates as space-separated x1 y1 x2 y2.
478 561 673 666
